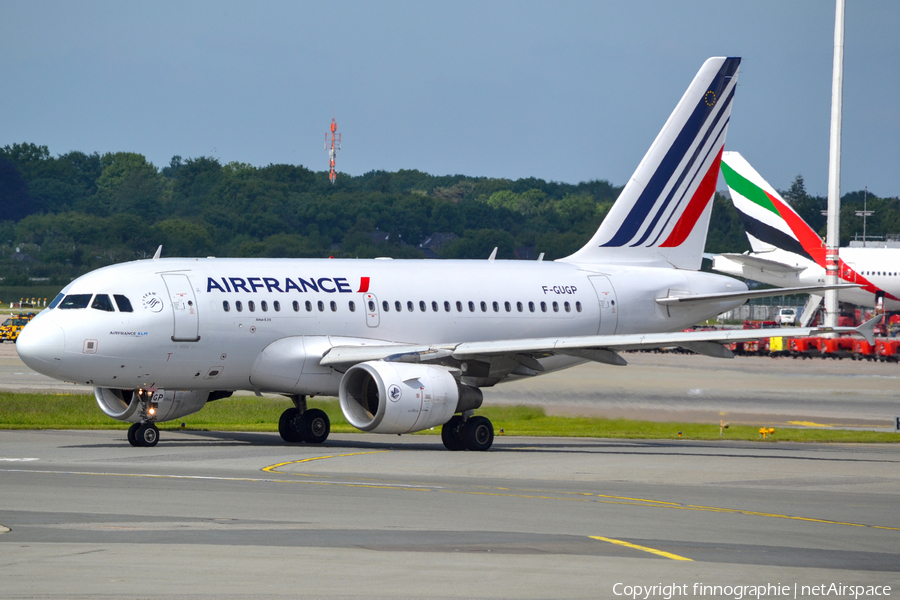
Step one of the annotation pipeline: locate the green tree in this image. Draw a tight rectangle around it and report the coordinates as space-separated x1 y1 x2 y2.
88 153 164 217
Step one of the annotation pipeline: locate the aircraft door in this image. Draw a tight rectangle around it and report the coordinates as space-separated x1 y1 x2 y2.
364 293 380 327
589 276 618 335
161 273 200 342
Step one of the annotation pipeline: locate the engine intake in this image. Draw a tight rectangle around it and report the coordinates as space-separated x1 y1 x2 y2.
339 361 482 434
94 387 210 423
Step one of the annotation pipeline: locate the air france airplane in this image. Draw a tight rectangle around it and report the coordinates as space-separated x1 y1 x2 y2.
16 57 864 450
712 151 900 323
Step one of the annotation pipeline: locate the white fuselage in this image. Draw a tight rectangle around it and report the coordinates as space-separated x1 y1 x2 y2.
19 257 746 394
713 247 900 311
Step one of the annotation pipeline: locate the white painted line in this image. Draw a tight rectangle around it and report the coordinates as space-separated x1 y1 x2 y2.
0 458 39 462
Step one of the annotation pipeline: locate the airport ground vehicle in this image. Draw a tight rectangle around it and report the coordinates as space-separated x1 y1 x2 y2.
775 308 797 325
0 313 36 342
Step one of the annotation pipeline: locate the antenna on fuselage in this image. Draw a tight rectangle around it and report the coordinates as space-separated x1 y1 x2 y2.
152 245 162 260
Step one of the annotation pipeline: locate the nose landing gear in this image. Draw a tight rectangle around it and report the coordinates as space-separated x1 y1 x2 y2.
127 388 160 447
128 422 159 447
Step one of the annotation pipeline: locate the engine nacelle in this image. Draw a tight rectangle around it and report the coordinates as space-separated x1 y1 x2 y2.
339 361 483 434
94 387 209 423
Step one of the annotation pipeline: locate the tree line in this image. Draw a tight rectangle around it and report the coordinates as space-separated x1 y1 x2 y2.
0 142 895 286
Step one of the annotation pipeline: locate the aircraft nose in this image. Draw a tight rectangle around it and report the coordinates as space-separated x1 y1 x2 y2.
16 317 65 374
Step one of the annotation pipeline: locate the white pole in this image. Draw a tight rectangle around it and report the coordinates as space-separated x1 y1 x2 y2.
824 0 845 328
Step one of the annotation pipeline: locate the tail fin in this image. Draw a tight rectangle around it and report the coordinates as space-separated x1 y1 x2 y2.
720 151 824 264
563 57 740 269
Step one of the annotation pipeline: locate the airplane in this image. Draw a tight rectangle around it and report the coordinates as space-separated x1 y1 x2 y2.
712 151 900 323
16 57 867 450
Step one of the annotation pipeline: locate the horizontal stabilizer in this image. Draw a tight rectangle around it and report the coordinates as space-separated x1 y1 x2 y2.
715 253 805 275
655 283 858 306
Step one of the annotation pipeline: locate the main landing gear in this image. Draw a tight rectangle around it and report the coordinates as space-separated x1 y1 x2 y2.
279 395 330 444
441 413 494 451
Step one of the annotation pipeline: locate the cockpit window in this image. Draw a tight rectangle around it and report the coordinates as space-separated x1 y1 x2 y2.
114 295 134 313
48 293 65 309
58 294 92 309
91 294 115 312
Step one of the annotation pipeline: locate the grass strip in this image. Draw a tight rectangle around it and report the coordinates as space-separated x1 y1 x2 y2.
0 392 898 443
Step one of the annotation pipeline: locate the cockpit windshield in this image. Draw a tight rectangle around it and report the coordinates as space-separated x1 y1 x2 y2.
55 293 134 312
58 294 92 309
91 294 115 312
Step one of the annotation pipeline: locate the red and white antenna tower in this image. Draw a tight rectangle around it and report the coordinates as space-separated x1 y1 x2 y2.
325 117 341 184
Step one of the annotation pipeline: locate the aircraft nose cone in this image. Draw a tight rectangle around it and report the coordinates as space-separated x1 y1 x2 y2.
16 317 65 374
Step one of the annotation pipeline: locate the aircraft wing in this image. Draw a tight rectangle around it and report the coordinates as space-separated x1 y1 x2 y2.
320 318 878 370
714 253 806 274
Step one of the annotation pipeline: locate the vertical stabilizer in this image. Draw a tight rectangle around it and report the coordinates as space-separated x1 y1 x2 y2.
720 151 823 263
563 57 740 270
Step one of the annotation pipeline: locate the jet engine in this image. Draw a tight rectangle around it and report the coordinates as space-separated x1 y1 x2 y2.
339 361 482 434
94 387 209 423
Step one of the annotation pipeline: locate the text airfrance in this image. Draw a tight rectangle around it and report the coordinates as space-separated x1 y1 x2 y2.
207 276 369 294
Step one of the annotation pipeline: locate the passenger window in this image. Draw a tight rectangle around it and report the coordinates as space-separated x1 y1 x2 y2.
517 301 523 312
528 301 535 313
293 301 300 312
480 301 487 312
368 300 376 312
407 301 414 312
382 300 389 312
91 294 115 312
552 301 559 312
504 301 511 312
419 301 426 312
431 301 438 312
274 301 281 312
223 301 230 312
456 301 463 312
468 301 475 312
541 301 547 312
114 294 134 312
576 301 582 312
395 301 402 312
248 301 256 312
349 301 356 312
564 301 571 312
444 301 451 312
306 301 313 312
59 294 92 309
261 301 268 312
48 292 65 309
318 300 325 312
236 301 243 312
330 301 337 312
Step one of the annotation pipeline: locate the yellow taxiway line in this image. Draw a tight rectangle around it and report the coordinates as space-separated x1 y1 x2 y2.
589 536 692 561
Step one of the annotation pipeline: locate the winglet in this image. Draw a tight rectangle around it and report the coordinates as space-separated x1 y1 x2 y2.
152 245 162 260
855 316 880 346
488 247 498 262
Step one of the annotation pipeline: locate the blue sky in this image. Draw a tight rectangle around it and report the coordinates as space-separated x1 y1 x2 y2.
2 1 898 197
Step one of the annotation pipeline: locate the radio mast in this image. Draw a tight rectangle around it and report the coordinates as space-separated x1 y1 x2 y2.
325 117 341 184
